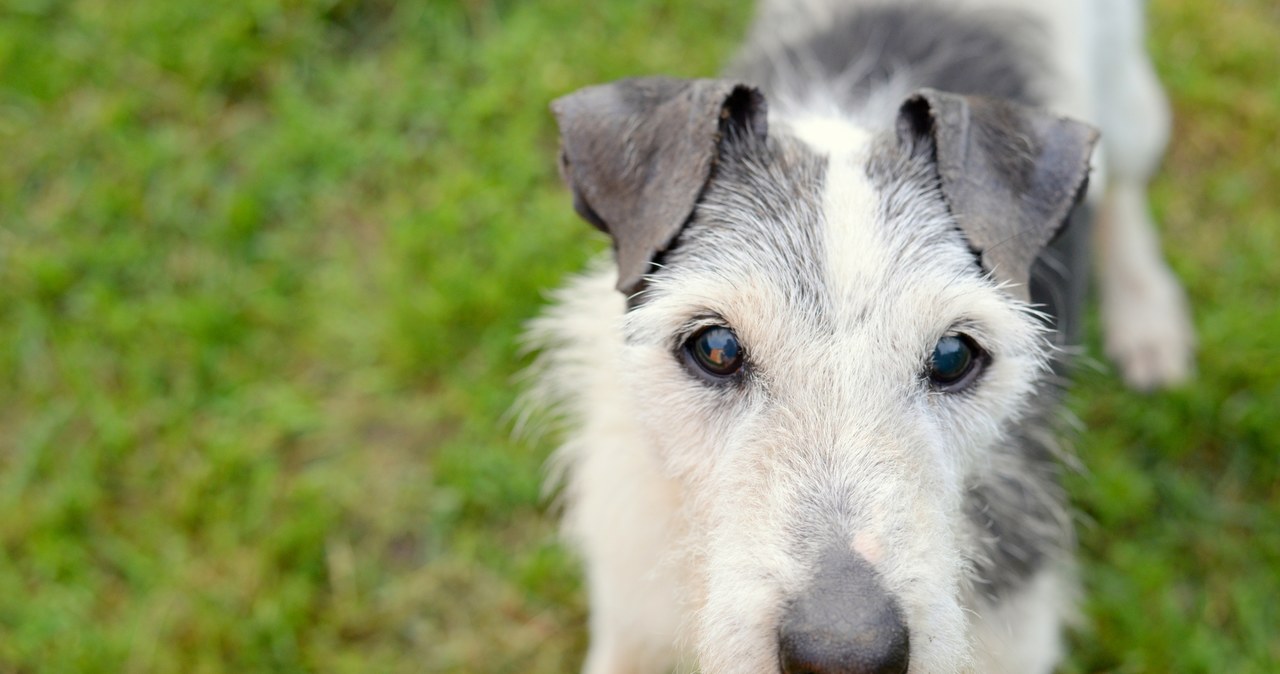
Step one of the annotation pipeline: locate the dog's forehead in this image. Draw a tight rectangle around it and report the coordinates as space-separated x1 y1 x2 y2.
662 132 829 313
659 124 987 334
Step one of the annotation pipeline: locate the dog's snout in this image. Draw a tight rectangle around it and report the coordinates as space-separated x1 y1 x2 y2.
778 550 909 674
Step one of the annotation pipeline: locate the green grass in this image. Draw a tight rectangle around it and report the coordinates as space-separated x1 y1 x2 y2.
0 0 1275 672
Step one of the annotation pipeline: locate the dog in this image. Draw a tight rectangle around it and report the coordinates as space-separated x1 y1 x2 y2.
525 1 1194 672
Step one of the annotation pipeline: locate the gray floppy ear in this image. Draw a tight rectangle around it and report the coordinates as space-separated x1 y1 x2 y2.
551 77 767 296
896 88 1099 299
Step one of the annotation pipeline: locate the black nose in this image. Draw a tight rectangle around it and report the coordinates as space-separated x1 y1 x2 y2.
778 550 910 674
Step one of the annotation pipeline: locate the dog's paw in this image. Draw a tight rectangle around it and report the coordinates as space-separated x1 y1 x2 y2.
1101 264 1196 390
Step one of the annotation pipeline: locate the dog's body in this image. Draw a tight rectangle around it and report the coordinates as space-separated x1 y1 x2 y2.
527 2 1193 672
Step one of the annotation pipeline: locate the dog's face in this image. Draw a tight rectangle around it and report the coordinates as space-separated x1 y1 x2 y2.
551 78 1095 673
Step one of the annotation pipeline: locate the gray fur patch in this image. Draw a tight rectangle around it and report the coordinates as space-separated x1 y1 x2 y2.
962 420 1070 603
729 4 1048 117
1030 203 1093 352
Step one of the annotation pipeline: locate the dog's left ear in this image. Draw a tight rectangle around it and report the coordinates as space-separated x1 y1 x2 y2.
896 89 1099 299
551 77 767 296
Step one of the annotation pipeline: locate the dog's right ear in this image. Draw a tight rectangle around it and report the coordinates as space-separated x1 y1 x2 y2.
551 77 767 296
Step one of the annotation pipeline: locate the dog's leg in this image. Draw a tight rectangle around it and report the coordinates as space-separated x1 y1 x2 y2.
579 550 681 674
567 440 684 674
1093 1 1195 389
969 568 1074 674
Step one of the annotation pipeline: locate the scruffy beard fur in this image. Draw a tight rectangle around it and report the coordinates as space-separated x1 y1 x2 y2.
526 1 1191 673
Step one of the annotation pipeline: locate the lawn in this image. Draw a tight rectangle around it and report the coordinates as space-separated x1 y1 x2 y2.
0 0 1276 672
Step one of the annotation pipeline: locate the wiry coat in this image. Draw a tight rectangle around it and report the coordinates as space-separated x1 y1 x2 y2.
526 1 1192 672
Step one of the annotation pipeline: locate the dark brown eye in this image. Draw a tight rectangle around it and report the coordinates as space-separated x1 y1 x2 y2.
684 326 743 379
929 333 986 391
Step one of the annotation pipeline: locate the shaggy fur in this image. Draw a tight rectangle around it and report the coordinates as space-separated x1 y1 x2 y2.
526 1 1193 672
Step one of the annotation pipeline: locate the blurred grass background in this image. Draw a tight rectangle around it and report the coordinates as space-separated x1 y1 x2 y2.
0 0 1275 672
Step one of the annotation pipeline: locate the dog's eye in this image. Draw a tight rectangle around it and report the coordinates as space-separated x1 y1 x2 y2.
929 333 986 391
684 326 743 379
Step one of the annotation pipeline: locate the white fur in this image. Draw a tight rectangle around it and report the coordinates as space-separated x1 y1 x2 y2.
527 269 690 673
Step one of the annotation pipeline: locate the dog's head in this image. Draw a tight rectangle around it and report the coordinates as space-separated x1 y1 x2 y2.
551 77 1096 673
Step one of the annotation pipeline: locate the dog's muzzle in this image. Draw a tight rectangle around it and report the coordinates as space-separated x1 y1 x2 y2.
778 549 910 674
